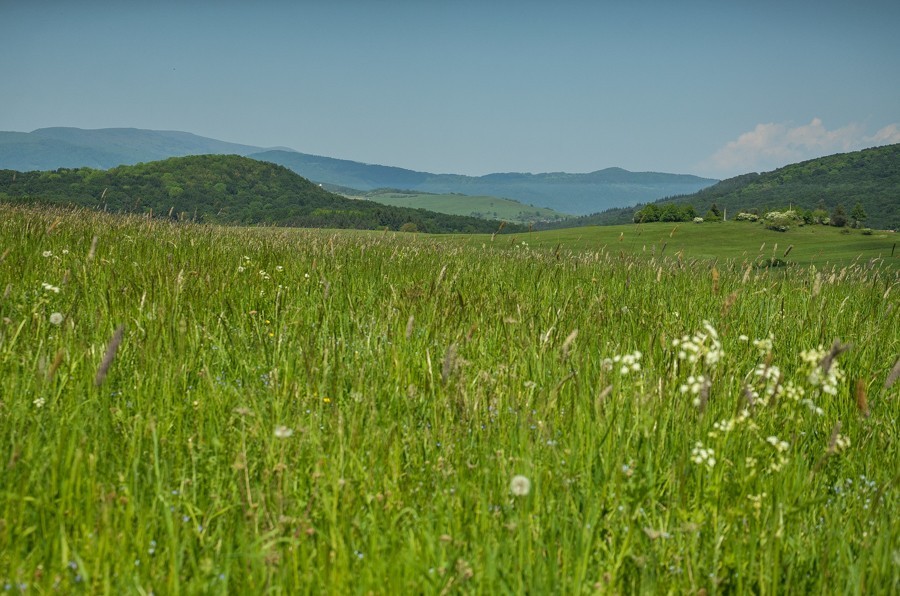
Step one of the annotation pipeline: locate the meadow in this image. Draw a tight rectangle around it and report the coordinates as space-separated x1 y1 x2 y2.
351 190 570 225
1 204 898 593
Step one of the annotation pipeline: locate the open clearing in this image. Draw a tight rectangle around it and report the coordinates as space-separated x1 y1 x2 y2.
1 205 898 592
353 190 571 224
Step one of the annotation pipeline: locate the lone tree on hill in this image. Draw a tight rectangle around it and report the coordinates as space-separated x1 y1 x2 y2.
851 201 868 228
831 204 848 228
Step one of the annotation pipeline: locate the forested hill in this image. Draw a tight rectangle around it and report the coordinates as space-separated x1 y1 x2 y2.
545 144 900 230
0 155 520 233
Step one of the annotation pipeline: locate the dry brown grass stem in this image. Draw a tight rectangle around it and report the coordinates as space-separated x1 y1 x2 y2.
87 235 99 261
885 357 900 390
855 379 869 417
441 343 457 385
95 325 125 386
819 340 852 374
560 329 578 360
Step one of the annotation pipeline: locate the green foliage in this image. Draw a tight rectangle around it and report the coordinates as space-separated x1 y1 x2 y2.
0 155 523 234
831 204 848 228
633 202 696 223
554 144 900 230
851 201 868 227
1 204 897 592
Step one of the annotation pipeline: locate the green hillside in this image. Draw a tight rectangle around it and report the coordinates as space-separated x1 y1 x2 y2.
0 155 520 234
550 144 900 230
351 189 571 224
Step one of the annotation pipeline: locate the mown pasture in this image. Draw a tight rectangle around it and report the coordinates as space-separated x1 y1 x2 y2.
1 204 898 593
352 190 570 225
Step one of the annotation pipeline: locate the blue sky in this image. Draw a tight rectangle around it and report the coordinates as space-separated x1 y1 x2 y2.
2 0 898 178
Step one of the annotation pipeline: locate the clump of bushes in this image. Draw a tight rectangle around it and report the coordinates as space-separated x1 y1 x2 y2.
735 212 759 222
693 217 704 223
763 210 802 232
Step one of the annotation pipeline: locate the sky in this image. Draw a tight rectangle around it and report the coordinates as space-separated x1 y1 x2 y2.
2 0 899 179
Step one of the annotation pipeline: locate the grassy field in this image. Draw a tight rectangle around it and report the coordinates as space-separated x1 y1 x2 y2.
1 204 898 593
353 190 571 225
514 221 898 269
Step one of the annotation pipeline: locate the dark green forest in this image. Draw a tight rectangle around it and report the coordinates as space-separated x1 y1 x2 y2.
542 144 900 230
0 155 520 233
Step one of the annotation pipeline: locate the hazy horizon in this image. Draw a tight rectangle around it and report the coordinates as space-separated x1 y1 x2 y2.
2 0 898 178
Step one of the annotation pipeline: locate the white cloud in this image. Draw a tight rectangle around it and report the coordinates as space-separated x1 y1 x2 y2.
699 118 900 178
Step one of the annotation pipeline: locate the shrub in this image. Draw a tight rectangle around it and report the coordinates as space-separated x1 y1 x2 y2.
764 210 801 232
861 228 873 235
735 212 759 222
693 217 704 223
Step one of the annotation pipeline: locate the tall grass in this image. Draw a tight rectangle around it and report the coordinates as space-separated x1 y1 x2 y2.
1 204 898 593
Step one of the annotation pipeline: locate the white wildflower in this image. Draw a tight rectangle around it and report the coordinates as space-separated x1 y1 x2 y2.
510 475 531 496
42 250 53 258
273 425 294 439
41 282 60 294
49 312 64 326
691 442 716 469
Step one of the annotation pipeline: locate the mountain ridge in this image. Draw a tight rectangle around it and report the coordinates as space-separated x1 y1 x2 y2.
0 127 718 215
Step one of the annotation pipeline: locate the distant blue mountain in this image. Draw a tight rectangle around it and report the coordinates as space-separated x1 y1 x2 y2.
0 127 718 215
0 127 264 171
250 150 718 215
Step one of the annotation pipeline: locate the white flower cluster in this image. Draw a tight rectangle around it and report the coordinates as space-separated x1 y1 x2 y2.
672 321 723 367
607 350 642 375
752 334 774 356
800 346 845 396
765 435 790 472
679 374 708 407
41 282 61 294
691 442 716 469
709 409 753 437
832 434 851 453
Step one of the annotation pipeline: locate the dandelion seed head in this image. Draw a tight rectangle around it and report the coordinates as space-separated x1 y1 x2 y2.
510 474 531 496
274 425 294 439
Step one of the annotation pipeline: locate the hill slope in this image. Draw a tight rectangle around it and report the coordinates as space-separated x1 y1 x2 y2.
251 149 717 215
339 189 571 224
552 144 900 230
0 127 266 171
0 155 520 233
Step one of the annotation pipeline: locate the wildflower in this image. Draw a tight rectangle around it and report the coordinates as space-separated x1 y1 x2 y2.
609 350 642 375
42 282 60 293
510 475 531 496
323 397 331 404
49 312 64 326
753 334 774 356
833 434 851 452
33 397 46 409
237 266 245 272
672 321 723 367
42 250 52 258
690 442 716 469
273 425 294 439
766 436 790 452
275 265 284 272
